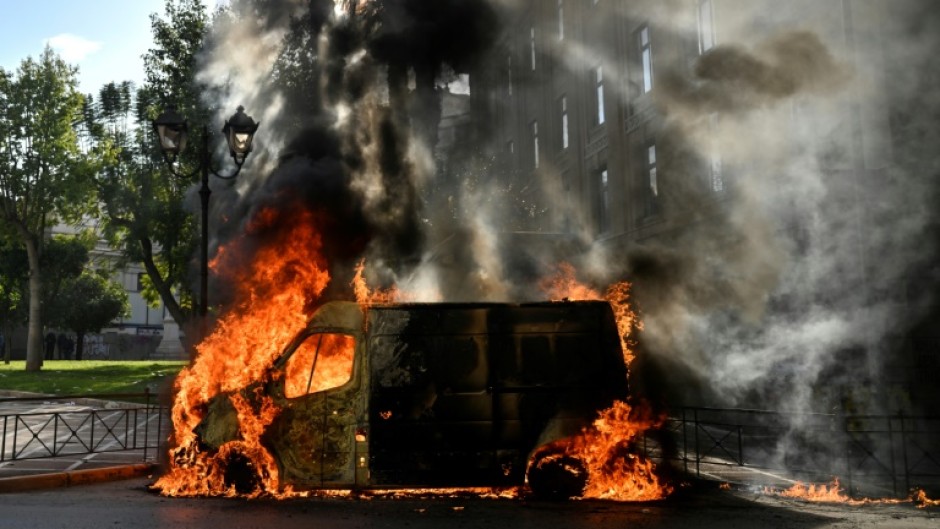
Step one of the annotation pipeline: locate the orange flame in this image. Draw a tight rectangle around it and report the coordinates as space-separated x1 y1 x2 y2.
155 207 331 497
763 480 939 508
565 400 672 501
537 263 670 501
539 262 602 301
539 262 639 366
284 333 355 398
352 259 402 304
912 489 940 508
776 479 852 503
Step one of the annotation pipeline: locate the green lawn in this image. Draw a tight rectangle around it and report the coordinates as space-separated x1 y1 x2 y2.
0 360 186 397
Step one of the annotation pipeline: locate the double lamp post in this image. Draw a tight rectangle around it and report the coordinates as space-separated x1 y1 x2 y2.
152 105 260 318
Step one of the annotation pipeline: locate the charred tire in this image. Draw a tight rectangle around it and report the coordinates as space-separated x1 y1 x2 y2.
527 453 587 501
223 450 261 494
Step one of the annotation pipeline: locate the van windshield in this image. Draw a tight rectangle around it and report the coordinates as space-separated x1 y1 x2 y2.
284 333 355 398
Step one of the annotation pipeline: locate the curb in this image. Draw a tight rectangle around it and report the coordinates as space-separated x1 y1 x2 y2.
0 463 156 493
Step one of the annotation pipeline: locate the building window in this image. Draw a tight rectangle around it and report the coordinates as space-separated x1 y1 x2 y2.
648 144 658 197
530 27 537 71
638 144 660 219
708 113 723 192
559 95 569 150
639 25 653 93
507 55 513 96
698 0 715 53
532 120 540 169
507 140 514 154
557 0 565 41
598 168 610 233
595 66 605 125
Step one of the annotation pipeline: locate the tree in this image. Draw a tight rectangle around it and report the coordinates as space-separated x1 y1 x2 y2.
0 47 96 371
0 234 93 361
89 82 198 333
51 271 129 361
89 0 211 337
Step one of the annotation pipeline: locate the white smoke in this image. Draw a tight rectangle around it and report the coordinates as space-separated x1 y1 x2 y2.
196 0 939 419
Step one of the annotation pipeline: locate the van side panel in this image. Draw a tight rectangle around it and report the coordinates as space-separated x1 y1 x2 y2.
366 302 628 487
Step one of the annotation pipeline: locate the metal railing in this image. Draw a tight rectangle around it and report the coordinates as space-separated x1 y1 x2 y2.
649 406 940 497
0 392 168 463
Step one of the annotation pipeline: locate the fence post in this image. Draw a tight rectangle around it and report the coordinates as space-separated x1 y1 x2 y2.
90 411 96 453
1 415 6 462
53 414 59 456
844 414 853 498
154 399 164 463
142 388 150 462
900 413 910 494
694 408 700 478
888 416 897 497
682 408 689 475
12 415 18 459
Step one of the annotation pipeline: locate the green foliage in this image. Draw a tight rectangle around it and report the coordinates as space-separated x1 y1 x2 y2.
0 47 97 231
0 47 97 369
0 239 26 326
83 0 215 330
50 270 129 335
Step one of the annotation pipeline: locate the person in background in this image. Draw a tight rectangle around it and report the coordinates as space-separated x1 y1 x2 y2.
57 333 70 360
66 334 76 361
45 332 56 360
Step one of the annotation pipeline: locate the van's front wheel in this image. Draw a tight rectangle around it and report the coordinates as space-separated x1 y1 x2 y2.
527 450 587 500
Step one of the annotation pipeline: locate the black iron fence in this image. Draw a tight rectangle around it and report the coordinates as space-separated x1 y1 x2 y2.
4 394 938 498
0 392 168 463
650 407 940 497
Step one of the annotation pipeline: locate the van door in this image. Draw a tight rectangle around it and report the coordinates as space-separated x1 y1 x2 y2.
267 331 364 489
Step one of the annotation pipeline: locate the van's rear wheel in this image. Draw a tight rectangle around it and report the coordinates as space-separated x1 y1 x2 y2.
527 452 587 500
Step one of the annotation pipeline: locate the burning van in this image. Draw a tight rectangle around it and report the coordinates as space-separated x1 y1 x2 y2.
191 299 629 496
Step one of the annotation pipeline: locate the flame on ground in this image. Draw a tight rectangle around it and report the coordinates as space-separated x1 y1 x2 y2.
772 479 854 503
762 479 939 508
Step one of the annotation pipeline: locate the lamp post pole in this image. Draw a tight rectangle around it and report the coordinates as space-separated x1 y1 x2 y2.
198 126 211 318
153 105 260 320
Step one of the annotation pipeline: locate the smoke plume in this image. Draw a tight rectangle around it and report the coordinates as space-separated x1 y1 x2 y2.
192 0 939 421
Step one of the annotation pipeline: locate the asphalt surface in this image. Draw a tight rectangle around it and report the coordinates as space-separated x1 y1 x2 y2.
0 476 937 529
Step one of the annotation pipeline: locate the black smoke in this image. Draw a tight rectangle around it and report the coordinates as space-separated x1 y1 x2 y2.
205 0 500 305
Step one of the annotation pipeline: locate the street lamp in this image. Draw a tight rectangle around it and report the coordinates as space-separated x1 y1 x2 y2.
152 104 260 318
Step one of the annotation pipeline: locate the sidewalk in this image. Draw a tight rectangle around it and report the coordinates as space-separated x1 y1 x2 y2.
0 390 163 492
0 462 156 492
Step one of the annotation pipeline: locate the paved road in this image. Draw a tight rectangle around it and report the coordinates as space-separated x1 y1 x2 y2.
0 477 937 529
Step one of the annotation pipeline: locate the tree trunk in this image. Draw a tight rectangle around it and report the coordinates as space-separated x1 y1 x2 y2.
23 235 43 371
138 236 188 328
